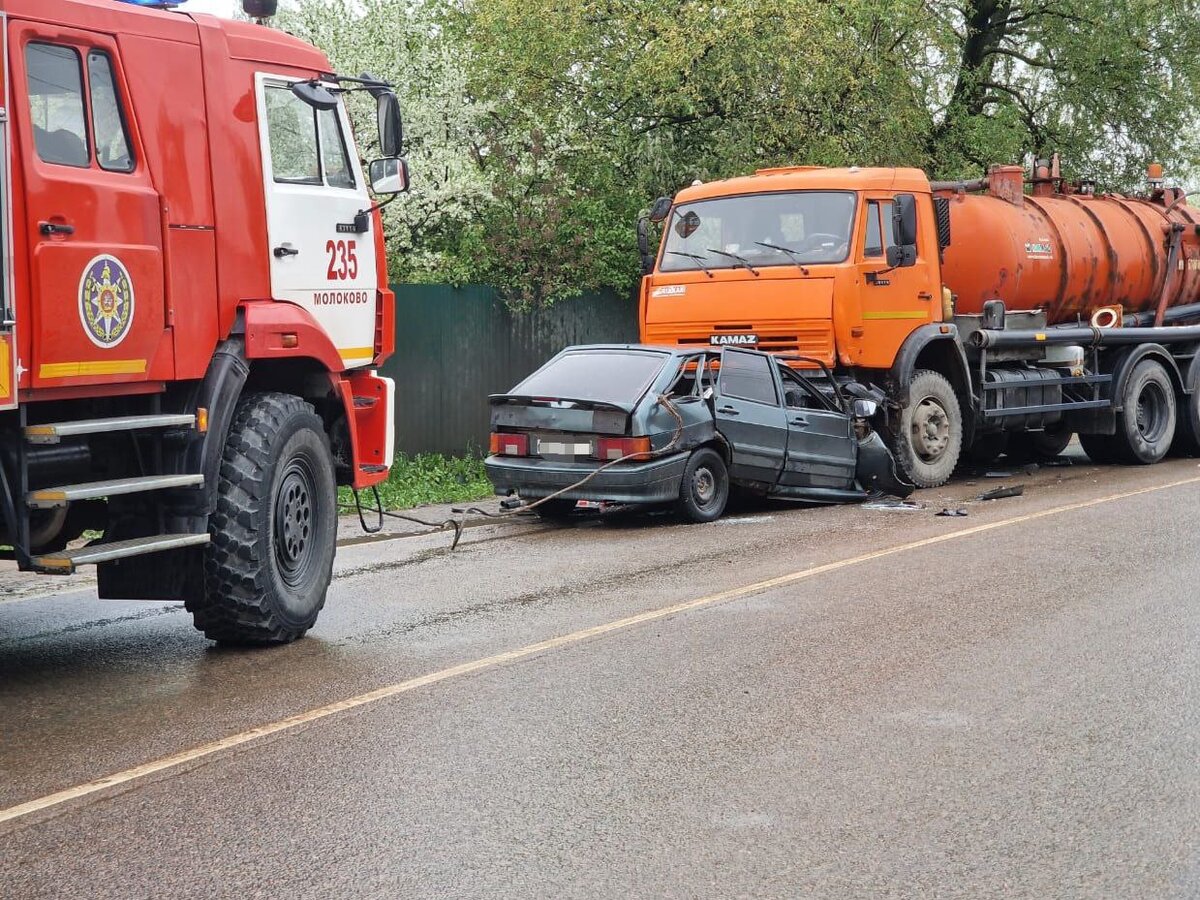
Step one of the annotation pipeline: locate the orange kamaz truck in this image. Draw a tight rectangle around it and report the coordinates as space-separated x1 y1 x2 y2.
638 158 1200 487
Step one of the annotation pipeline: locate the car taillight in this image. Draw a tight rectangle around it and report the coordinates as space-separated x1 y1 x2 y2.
594 436 652 461
490 432 529 456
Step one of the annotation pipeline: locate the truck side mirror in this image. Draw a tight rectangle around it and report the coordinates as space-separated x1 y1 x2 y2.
892 193 918 248
885 244 917 268
637 217 654 274
648 196 672 223
377 91 404 158
243 0 279 16
369 157 409 196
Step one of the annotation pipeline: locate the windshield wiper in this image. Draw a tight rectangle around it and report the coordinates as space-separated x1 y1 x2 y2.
754 241 810 275
666 250 715 277
706 248 760 276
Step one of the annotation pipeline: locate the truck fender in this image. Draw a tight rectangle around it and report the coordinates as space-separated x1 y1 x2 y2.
171 338 250 518
1108 343 1185 412
240 300 346 372
888 324 972 408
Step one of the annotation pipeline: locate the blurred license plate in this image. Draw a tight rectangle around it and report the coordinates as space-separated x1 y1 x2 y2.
536 439 592 455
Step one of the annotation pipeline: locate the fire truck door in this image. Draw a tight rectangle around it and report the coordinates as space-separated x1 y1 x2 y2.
15 27 167 389
0 16 16 411
257 76 378 370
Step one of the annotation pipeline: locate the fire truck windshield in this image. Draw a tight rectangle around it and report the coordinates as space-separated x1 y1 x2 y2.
659 191 856 273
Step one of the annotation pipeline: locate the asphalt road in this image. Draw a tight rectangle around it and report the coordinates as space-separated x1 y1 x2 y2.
1 449 1198 898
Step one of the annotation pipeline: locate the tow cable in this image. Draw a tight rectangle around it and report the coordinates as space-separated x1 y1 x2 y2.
344 393 688 551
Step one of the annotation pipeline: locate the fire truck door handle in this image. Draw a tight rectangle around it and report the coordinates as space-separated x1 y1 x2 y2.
274 245 299 258
39 221 74 236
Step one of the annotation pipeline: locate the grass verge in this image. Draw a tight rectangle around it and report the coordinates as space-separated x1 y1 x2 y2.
339 452 494 512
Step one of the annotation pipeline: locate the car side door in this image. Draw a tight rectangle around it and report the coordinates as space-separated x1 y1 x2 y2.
713 349 788 487
778 365 857 489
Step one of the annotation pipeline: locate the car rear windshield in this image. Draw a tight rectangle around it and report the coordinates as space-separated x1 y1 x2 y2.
515 351 668 405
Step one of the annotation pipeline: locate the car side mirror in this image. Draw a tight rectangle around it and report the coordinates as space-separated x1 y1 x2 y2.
852 398 878 418
369 157 409 196
377 91 404 157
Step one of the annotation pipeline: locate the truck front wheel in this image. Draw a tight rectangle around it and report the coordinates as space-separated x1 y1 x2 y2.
190 392 338 645
894 370 963 488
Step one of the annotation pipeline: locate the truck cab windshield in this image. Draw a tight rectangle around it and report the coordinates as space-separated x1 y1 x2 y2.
659 191 855 273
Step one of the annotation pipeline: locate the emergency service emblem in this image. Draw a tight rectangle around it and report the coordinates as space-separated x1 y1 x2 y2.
79 255 135 348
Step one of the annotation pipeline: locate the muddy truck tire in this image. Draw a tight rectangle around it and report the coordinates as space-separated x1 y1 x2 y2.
189 392 337 645
892 370 963 488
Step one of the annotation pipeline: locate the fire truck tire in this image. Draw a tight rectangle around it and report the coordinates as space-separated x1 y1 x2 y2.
191 392 337 645
1109 359 1176 465
675 448 729 523
893 370 962 488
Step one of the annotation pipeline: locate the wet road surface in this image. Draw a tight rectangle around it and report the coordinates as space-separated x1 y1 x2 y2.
2 449 1198 898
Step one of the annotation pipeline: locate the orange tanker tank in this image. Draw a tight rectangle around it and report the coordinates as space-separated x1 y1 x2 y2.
938 164 1200 325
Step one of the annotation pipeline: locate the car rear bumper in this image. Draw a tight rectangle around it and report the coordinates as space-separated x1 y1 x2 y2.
485 452 689 504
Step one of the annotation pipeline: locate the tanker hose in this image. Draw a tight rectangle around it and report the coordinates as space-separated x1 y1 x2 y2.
930 178 989 194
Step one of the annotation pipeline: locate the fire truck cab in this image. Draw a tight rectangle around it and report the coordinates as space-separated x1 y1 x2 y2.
0 0 405 644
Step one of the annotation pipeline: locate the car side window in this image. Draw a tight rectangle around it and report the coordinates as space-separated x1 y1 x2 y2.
779 366 832 410
719 351 778 406
26 43 90 168
88 51 134 173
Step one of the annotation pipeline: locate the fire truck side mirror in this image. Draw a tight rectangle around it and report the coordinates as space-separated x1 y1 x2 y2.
370 157 410 196
378 92 404 158
243 0 279 17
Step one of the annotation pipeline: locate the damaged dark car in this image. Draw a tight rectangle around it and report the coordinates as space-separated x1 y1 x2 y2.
486 345 913 522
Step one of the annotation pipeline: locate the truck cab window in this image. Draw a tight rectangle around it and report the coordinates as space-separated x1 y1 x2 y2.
719 350 778 405
864 200 893 258
88 52 134 173
318 107 356 189
26 43 90 168
265 85 321 185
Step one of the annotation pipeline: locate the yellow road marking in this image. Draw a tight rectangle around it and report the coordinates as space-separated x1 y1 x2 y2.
39 359 146 379
3 474 1199 829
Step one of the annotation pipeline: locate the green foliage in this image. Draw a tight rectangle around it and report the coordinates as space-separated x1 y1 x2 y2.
280 0 1200 305
339 452 493 511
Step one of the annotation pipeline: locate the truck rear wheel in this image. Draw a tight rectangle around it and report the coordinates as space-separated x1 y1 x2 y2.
1111 359 1176 465
189 393 337 645
894 370 963 488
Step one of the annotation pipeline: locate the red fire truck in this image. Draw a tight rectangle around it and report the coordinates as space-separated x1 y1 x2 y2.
0 0 406 643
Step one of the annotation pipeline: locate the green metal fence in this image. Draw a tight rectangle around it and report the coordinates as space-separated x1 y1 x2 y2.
379 285 639 455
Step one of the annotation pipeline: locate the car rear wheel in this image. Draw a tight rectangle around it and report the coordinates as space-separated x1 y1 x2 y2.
675 448 729 523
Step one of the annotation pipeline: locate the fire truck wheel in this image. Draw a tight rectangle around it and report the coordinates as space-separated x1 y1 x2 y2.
893 370 962 488
675 448 729 523
1111 359 1176 465
192 393 337 645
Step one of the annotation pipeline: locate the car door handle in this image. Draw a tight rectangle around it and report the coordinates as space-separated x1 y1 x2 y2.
39 221 74 236
273 245 299 258
717 405 740 415
790 416 809 427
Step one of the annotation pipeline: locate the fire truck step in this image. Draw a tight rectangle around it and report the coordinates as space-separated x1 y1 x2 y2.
30 533 211 575
24 414 197 445
27 474 205 509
